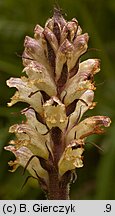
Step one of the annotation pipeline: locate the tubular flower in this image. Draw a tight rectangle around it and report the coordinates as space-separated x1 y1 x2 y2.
5 8 111 200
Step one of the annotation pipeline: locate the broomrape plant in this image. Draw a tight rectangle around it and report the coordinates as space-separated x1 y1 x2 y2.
5 8 111 199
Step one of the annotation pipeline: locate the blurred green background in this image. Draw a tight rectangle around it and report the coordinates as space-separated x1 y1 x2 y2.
0 0 115 200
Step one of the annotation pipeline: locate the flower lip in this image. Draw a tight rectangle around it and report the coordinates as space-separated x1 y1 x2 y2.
66 115 111 145
60 39 73 54
34 24 44 39
94 116 111 127
43 96 67 130
74 33 89 47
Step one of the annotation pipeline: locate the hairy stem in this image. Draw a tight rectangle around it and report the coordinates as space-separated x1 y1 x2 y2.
46 127 71 199
48 169 70 200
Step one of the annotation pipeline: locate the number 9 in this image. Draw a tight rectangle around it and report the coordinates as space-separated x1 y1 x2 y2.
106 204 111 212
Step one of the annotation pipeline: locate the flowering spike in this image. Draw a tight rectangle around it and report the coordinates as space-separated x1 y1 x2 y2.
5 8 111 200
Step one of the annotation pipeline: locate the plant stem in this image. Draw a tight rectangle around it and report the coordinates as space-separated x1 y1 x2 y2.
47 127 71 199
48 169 70 200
